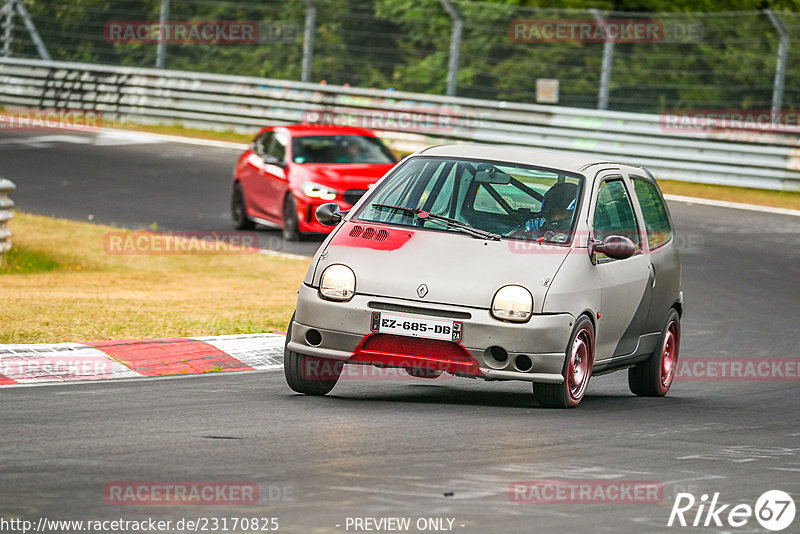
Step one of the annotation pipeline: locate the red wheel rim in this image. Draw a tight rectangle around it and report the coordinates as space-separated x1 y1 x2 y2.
660 321 679 391
567 327 593 401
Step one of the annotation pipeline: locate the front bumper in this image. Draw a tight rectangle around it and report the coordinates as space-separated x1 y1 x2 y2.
288 284 574 384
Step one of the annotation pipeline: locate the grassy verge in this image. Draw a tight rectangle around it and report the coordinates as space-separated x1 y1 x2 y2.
106 119 254 144
0 213 310 343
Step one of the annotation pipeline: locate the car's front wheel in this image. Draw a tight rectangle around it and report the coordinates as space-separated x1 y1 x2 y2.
282 194 301 241
628 308 680 397
231 183 255 230
283 314 341 395
534 315 595 408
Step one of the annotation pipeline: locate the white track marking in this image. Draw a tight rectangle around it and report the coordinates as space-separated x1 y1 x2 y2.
0 342 139 383
665 194 800 217
101 127 247 150
192 333 285 370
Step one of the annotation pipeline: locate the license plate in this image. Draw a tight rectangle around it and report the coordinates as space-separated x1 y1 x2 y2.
370 312 462 342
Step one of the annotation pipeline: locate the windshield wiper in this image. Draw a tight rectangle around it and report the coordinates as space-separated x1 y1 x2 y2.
371 204 501 241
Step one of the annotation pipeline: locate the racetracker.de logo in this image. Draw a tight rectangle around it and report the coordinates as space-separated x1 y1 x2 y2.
509 480 663 504
0 108 102 132
104 482 259 505
104 21 297 45
660 110 800 134
301 360 453 381
104 231 259 255
676 358 800 381
302 108 484 133
1 357 112 381
509 19 663 43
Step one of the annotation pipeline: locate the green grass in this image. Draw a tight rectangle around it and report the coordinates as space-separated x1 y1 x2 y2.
0 212 311 343
1 246 64 274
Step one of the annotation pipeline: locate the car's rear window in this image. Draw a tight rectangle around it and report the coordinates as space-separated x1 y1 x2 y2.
357 156 584 243
632 176 672 249
291 135 396 164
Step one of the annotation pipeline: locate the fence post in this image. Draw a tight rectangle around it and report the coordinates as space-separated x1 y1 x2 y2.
2 0 14 57
13 0 49 60
0 178 15 265
591 9 613 110
439 0 462 97
301 0 316 83
764 9 789 122
155 0 170 69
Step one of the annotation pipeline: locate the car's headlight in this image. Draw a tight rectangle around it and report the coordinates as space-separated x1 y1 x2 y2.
491 285 533 322
302 182 337 201
319 264 356 301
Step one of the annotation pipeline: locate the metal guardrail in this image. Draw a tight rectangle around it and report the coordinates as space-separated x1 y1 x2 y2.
1 57 799 191
0 178 15 263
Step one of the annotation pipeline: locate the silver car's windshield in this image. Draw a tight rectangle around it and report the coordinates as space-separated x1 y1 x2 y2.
357 157 584 242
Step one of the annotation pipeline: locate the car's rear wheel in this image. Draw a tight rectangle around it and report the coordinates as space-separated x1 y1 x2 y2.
534 315 595 408
628 308 680 397
231 183 255 230
283 314 340 395
282 194 301 241
405 368 443 379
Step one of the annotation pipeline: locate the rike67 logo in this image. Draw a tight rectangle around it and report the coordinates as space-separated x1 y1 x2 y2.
668 490 796 531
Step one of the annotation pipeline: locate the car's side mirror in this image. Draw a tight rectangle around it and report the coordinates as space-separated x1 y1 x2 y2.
591 235 635 260
316 203 345 227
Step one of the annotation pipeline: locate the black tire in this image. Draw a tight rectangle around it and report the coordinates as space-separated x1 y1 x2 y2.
283 313 340 395
629 308 680 397
282 194 301 241
404 368 443 379
231 183 255 230
534 315 595 408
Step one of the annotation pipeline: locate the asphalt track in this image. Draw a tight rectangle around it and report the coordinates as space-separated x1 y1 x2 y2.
2 129 800 533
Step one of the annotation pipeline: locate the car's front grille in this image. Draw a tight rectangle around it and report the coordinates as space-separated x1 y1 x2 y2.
362 334 471 362
343 189 367 206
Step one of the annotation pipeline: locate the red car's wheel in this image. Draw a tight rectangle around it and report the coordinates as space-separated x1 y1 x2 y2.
282 194 301 241
231 183 255 230
629 308 680 397
534 315 595 408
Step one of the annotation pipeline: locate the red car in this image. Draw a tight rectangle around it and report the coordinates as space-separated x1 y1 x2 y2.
231 125 398 240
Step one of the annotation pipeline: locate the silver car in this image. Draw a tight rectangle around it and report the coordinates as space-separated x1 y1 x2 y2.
283 145 682 408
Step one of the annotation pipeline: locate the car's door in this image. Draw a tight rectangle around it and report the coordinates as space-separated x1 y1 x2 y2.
250 130 289 219
241 131 273 219
628 173 681 334
589 172 652 360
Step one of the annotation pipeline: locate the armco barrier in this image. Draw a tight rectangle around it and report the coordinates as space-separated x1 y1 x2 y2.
0 178 15 263
1 57 799 191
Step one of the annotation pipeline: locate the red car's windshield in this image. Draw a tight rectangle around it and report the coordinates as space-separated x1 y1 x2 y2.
291 135 396 164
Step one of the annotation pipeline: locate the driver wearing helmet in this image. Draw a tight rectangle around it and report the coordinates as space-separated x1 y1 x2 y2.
525 182 578 234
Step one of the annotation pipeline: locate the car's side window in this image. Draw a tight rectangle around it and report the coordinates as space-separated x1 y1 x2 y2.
268 132 287 162
253 132 273 157
593 178 640 259
631 177 672 250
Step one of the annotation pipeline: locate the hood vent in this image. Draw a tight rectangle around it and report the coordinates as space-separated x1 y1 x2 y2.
348 225 390 241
